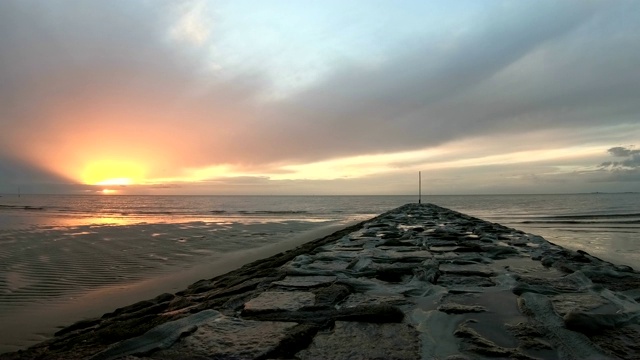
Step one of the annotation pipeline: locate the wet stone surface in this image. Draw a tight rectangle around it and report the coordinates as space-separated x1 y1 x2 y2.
273 275 337 288
4 203 640 359
242 291 315 313
296 321 421 360
152 315 298 360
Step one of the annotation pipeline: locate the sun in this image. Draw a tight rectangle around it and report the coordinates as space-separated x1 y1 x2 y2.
96 178 133 186
81 160 145 186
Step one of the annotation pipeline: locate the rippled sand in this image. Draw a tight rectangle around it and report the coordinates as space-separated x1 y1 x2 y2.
0 220 348 353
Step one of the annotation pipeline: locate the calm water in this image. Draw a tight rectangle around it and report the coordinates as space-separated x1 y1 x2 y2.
0 193 638 267
0 193 638 352
430 193 640 269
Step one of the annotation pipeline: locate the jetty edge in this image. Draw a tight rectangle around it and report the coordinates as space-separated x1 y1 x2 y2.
3 203 640 359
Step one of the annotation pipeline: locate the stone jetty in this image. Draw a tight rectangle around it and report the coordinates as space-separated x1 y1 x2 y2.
3 203 640 359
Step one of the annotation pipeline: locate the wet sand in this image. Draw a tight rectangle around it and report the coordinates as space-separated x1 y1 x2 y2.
0 220 350 353
3 203 640 359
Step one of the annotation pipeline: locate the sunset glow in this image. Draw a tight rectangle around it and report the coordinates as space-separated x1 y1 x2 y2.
1 1 639 195
81 161 145 186
96 178 132 186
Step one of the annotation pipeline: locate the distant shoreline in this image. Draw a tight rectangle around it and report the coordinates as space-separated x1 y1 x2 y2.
0 192 639 197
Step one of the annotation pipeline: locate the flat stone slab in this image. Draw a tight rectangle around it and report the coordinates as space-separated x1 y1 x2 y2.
90 310 221 360
550 293 609 316
152 315 298 359
243 291 315 313
273 275 337 288
296 321 420 360
339 293 409 308
440 263 496 277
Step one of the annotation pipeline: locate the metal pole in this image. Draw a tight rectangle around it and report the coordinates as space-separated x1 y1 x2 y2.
418 171 421 204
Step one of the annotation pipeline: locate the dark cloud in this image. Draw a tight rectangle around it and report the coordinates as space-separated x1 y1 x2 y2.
0 156 69 184
0 155 88 194
600 146 640 169
231 1 640 164
608 146 640 158
1 0 639 191
594 146 640 185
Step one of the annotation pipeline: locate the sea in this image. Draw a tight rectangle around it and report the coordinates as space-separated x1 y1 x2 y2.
0 193 639 352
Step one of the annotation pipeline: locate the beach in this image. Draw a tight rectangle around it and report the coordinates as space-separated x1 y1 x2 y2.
0 217 356 353
3 203 640 359
3 2 638 358
1 194 639 354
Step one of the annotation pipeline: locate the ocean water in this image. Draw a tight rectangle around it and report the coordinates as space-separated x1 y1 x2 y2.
0 195 413 228
0 193 638 352
4 193 635 264
430 193 640 269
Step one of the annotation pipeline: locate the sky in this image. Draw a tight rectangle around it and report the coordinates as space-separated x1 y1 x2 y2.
0 0 639 195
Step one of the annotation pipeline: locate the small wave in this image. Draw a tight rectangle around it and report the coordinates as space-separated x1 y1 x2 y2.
134 211 175 215
555 228 640 233
521 220 640 225
116 211 182 216
535 213 640 220
0 204 45 211
24 206 44 211
253 210 309 214
234 210 309 215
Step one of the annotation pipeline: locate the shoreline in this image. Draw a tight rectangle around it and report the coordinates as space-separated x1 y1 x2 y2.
3 203 640 359
0 221 356 354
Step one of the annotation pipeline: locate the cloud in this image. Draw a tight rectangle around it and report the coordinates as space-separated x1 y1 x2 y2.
0 0 266 177
0 155 97 194
1 1 639 194
170 0 213 46
601 146 640 168
592 146 640 184
608 146 640 158
225 0 640 165
0 156 69 184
